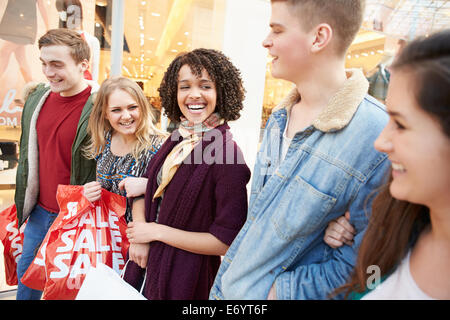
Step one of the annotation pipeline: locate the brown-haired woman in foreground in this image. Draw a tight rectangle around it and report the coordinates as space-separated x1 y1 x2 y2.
325 30 450 299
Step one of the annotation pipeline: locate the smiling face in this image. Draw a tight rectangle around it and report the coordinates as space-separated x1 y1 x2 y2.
262 1 313 83
40 45 88 97
177 64 217 124
374 69 450 208
105 89 141 139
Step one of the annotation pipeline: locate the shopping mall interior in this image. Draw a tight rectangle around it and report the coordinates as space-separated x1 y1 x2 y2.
1 0 449 296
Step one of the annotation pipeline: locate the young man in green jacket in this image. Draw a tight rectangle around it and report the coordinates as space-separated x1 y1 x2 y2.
15 28 98 300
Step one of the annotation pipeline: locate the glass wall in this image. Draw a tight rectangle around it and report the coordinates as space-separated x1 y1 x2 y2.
259 0 450 127
0 0 228 294
94 0 226 127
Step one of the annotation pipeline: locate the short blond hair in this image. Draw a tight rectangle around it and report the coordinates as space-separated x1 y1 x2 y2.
272 0 365 55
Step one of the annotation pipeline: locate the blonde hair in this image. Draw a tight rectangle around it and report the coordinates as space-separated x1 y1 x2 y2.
84 76 167 160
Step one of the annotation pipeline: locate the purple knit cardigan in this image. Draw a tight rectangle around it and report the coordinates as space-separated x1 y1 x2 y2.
123 123 250 299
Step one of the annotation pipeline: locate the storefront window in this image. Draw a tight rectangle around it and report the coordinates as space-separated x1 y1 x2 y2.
261 61 293 129
116 0 226 127
0 0 227 294
260 0 450 128
91 0 226 127
0 0 54 294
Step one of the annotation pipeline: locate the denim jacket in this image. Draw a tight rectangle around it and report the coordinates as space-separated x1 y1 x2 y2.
210 69 390 300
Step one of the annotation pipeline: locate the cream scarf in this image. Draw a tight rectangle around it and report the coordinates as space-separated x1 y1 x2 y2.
153 112 224 199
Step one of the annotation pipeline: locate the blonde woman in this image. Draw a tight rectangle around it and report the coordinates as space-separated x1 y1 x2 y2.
83 76 167 221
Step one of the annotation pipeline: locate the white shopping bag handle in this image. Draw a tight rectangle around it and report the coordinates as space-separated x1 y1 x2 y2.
121 260 147 294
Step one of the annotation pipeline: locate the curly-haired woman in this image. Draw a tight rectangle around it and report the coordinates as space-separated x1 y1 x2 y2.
123 48 251 300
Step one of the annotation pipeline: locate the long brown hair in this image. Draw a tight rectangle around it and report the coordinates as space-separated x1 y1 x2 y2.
335 173 430 298
335 29 450 299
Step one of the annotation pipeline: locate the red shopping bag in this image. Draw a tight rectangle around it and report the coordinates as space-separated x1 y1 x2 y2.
0 205 26 286
20 203 69 291
22 185 129 300
20 188 86 292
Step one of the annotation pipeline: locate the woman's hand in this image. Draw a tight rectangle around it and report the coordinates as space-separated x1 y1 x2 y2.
83 181 102 203
126 221 157 244
119 177 148 197
128 242 150 269
126 221 229 256
324 211 355 249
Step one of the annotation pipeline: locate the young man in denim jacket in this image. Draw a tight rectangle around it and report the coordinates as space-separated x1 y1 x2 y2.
210 0 391 300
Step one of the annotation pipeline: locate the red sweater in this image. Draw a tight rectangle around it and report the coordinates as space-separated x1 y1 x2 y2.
36 86 91 213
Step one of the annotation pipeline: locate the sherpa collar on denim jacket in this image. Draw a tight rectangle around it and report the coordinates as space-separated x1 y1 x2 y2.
273 68 369 132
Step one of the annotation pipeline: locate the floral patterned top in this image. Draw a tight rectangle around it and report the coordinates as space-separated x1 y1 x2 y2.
95 131 164 221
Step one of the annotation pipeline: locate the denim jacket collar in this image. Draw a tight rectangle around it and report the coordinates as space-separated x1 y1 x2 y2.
273 68 369 132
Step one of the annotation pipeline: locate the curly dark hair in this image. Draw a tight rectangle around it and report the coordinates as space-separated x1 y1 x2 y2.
158 48 246 122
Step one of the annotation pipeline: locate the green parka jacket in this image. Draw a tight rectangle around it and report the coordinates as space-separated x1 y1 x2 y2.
15 82 99 226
